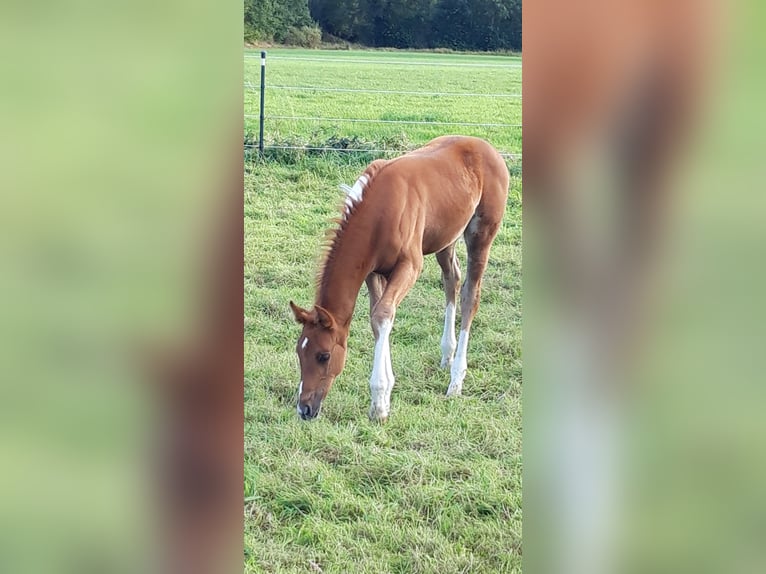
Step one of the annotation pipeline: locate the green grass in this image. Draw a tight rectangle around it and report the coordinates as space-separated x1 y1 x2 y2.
245 49 522 573
245 48 521 156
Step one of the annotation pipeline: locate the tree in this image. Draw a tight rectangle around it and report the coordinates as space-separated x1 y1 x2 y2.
432 0 521 51
245 0 316 43
279 0 522 51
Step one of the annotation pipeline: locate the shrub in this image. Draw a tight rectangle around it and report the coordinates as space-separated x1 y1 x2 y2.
284 25 322 48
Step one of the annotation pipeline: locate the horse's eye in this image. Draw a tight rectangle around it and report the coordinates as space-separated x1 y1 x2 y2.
316 352 330 364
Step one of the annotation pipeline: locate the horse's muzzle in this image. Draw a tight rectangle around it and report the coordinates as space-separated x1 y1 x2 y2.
298 401 321 420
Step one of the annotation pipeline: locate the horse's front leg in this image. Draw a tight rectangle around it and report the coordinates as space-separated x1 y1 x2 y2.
366 272 390 421
368 260 421 422
369 311 395 422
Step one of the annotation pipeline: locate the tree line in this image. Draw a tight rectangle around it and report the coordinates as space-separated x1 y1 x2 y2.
245 0 521 52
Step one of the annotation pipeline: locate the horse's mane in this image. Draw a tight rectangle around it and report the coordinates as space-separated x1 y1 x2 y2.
315 159 390 294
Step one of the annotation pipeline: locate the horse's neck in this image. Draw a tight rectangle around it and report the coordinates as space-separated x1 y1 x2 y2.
316 234 371 328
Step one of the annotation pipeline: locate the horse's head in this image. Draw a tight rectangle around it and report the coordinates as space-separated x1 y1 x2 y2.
289 301 348 420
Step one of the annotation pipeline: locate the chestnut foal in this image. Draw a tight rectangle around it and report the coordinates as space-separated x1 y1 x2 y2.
290 136 509 421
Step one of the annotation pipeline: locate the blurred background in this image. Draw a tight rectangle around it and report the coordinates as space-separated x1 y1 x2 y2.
0 1 242 573
524 1 766 573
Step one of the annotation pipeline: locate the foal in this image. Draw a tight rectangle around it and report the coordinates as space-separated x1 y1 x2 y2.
290 136 509 421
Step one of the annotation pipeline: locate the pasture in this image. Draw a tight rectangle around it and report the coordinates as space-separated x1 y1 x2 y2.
245 48 521 157
244 48 522 573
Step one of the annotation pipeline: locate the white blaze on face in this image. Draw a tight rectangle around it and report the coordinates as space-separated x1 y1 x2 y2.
296 380 303 415
297 339 308 415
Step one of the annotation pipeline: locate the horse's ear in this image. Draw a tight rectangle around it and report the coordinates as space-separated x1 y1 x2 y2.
314 305 336 330
289 301 310 324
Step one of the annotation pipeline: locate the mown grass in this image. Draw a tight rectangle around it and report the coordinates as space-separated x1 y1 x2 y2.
245 49 522 573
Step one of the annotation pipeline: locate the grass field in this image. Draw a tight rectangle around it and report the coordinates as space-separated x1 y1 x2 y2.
245 48 521 157
244 48 522 573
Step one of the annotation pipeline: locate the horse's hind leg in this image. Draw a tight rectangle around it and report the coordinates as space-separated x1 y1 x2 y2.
436 243 461 368
447 213 502 396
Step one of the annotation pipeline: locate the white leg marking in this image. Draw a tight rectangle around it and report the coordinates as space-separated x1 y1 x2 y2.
300 336 309 350
384 340 395 408
440 302 457 368
545 320 621 574
369 318 394 421
556 395 620 574
296 380 303 415
447 329 470 396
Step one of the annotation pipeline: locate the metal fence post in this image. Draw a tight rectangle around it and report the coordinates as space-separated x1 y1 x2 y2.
259 51 266 156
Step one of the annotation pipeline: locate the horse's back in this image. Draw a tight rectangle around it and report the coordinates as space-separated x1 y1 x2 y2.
379 136 508 202
364 136 508 258
412 136 509 231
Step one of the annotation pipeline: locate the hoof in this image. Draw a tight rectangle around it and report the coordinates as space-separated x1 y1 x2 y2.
368 405 389 423
446 381 463 397
448 365 466 397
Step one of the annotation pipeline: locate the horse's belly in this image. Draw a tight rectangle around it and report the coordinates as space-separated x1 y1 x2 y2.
421 219 471 255
421 194 479 253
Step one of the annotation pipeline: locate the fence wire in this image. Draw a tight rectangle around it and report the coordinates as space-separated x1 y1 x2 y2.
245 114 520 128
246 144 521 161
245 55 521 68
246 52 521 159
245 84 521 99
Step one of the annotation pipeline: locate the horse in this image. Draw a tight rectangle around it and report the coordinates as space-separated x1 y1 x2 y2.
289 135 510 421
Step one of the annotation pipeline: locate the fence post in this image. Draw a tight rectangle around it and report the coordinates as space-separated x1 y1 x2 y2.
259 51 266 156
